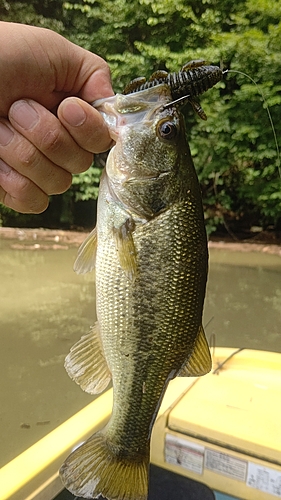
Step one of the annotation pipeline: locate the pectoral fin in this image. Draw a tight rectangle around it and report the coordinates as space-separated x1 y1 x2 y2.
113 218 138 280
74 227 97 275
64 323 111 394
179 325 212 377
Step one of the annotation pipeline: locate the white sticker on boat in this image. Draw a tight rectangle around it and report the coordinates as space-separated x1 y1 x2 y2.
246 462 281 497
205 448 247 481
165 433 205 474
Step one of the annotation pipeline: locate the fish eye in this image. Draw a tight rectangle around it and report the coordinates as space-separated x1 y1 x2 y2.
157 120 178 141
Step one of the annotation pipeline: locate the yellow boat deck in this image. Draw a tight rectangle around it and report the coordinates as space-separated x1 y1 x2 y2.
151 348 281 500
0 348 280 500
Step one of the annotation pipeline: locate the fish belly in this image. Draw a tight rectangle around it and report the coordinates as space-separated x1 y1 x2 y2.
60 186 208 500
95 195 208 452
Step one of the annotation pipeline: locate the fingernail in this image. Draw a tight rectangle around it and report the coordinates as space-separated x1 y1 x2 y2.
60 99 87 127
0 159 11 174
10 100 39 129
0 122 14 146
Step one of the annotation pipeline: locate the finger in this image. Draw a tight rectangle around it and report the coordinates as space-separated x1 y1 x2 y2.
0 118 72 195
0 159 49 213
0 25 114 114
58 97 113 154
78 66 114 102
8 99 94 174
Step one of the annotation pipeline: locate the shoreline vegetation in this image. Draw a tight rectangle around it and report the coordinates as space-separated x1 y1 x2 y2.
0 1 280 236
0 227 280 257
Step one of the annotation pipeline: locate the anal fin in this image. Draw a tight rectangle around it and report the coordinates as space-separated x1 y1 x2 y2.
64 322 111 394
179 325 212 377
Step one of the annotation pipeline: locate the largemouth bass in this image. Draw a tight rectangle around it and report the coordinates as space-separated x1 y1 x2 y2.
60 84 211 500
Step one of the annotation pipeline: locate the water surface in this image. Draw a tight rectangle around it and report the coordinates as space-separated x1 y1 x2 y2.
0 236 280 468
0 237 96 468
204 249 281 352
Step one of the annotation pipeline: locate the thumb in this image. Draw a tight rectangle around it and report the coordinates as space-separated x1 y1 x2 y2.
78 66 114 102
63 39 114 102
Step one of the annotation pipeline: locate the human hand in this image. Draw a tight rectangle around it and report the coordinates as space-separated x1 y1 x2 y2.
0 22 114 213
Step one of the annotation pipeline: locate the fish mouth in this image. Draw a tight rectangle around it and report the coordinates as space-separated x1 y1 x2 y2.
93 87 172 144
92 97 120 142
108 127 119 142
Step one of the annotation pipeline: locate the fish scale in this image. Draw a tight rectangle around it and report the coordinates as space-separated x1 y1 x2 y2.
60 85 212 500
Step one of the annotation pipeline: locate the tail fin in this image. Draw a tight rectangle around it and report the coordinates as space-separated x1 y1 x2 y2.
60 430 149 500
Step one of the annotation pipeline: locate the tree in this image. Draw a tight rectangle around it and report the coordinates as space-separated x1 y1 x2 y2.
63 0 281 233
0 0 66 31
1 0 280 234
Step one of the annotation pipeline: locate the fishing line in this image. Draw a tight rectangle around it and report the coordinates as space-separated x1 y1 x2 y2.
162 94 191 108
213 347 245 375
224 69 281 179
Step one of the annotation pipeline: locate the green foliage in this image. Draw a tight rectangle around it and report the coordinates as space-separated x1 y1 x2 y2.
193 1 281 232
1 0 280 233
0 0 66 31
72 164 101 201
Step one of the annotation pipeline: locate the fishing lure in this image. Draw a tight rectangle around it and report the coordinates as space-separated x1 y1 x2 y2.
123 60 224 120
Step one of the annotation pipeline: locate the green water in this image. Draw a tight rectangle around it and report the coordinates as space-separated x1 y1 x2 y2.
0 236 281 468
204 249 281 352
0 237 96 468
